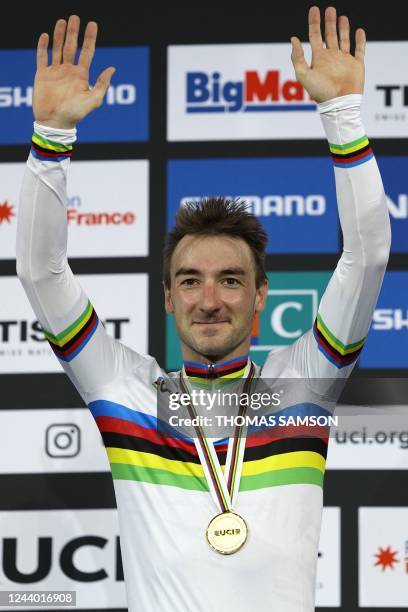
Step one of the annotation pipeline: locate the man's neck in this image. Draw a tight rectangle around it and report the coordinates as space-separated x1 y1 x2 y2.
183 354 250 380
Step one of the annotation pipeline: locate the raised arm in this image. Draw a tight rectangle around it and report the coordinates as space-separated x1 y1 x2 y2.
263 7 391 392
16 16 147 400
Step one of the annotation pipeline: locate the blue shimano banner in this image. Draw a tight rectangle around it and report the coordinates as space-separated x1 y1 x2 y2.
377 157 408 253
360 271 408 368
0 47 149 143
167 158 339 253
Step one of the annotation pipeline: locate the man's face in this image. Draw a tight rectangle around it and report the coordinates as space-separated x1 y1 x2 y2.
164 234 268 361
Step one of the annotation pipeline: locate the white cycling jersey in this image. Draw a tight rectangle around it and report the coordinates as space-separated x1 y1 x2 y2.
16 94 391 612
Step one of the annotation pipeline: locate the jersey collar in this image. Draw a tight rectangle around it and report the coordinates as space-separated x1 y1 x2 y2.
183 354 249 380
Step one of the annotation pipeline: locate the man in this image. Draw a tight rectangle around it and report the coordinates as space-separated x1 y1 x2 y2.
16 6 390 611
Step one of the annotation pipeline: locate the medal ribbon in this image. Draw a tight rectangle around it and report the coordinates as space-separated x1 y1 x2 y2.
179 361 255 513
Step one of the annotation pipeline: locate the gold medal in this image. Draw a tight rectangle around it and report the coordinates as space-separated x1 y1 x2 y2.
206 511 248 555
179 362 255 555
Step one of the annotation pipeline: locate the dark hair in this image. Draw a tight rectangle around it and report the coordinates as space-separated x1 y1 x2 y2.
163 197 268 289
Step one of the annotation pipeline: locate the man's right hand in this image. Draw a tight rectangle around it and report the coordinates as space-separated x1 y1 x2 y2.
33 15 116 129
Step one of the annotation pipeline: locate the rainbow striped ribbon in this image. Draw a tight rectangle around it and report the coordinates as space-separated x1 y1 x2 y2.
179 362 255 513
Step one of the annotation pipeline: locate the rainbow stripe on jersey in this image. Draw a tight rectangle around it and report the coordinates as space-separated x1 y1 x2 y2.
31 132 73 162
313 312 365 368
329 135 373 168
43 299 99 362
89 399 329 492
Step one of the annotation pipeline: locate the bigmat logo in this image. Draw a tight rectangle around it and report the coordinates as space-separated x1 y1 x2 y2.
0 160 149 259
167 158 339 254
359 271 408 368
0 509 126 609
166 271 331 370
359 508 408 607
0 274 148 373
169 43 408 140
0 47 149 144
167 44 324 141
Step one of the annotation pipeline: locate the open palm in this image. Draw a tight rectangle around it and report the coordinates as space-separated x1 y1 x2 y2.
291 6 366 103
33 16 116 129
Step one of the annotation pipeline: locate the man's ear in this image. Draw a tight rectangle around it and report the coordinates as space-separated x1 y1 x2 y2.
163 281 174 314
255 279 268 313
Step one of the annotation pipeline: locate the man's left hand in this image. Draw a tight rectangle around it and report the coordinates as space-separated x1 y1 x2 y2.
291 5 365 103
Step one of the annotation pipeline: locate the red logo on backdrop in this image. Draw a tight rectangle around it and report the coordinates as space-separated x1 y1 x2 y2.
67 209 136 226
0 201 15 224
374 546 400 571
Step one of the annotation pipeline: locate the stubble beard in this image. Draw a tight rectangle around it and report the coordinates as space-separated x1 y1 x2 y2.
177 322 250 361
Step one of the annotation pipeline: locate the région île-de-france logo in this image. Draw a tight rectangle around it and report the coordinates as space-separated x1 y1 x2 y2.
374 544 408 572
67 208 136 226
0 200 15 224
186 70 316 113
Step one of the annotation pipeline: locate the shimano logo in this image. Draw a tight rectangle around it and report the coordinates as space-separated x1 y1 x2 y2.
180 195 326 216
373 309 408 331
0 87 33 108
386 194 408 218
0 85 136 108
186 70 315 113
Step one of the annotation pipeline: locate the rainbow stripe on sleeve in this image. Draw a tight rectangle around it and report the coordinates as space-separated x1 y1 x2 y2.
329 135 373 168
31 132 73 162
43 299 99 362
313 313 366 368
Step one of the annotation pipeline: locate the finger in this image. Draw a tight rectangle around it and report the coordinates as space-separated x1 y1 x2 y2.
62 14 80 64
78 21 98 71
308 6 324 51
324 6 339 49
291 37 310 75
355 28 366 62
51 19 66 65
338 15 350 53
36 33 49 69
91 66 116 105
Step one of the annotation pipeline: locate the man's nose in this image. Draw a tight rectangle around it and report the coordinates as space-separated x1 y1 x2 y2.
200 282 221 312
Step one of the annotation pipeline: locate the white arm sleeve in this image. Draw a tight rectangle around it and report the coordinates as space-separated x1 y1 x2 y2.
16 122 149 401
262 94 391 397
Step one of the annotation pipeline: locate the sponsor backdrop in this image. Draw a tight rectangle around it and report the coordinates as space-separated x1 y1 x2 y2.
1 1 408 611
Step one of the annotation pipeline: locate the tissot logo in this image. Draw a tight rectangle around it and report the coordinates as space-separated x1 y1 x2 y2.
0 318 129 343
376 85 408 107
0 274 147 373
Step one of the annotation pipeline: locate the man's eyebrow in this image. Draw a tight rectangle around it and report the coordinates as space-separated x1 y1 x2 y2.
219 267 246 276
175 267 201 277
174 266 246 277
